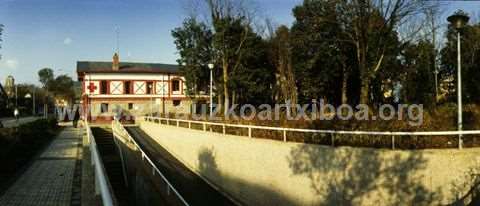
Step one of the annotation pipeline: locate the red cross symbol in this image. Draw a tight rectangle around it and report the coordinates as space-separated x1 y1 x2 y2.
87 82 97 93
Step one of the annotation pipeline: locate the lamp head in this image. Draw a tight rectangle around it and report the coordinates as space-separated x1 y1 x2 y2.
448 10 470 30
208 63 214 70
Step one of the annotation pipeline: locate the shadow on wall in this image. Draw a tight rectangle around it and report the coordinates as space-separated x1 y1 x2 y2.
451 167 480 205
197 147 297 206
287 145 443 205
198 147 221 179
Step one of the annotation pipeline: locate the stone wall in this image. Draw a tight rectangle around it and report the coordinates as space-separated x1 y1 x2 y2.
138 120 480 206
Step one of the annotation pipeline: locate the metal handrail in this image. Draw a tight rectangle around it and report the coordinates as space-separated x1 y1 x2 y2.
142 116 480 149
85 120 115 206
111 119 190 206
143 116 480 136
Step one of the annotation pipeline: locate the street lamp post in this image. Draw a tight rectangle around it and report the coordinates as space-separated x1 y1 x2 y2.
448 10 469 149
208 63 214 118
25 93 32 116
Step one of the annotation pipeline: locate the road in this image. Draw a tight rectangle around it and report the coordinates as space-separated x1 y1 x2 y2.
0 117 40 128
125 126 238 206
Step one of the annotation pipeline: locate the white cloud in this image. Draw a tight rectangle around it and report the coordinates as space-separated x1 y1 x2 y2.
63 37 72 45
4 59 18 69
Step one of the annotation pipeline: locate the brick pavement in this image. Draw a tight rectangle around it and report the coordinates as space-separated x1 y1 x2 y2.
0 126 81 206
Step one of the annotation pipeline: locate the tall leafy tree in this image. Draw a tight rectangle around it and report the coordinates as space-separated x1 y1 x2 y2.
335 0 432 105
401 41 436 106
441 22 480 103
291 0 347 105
229 29 275 105
268 25 298 108
50 75 75 103
206 0 254 115
172 18 213 97
38 68 54 90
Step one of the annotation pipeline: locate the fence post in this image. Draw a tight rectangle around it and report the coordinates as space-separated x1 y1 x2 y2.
223 124 226 135
203 123 206 131
248 127 252 138
283 130 287 142
188 122 191 129
331 134 335 147
392 135 395 150
176 120 179 127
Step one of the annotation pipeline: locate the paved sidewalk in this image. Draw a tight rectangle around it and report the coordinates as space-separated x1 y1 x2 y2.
0 126 82 206
0 116 41 128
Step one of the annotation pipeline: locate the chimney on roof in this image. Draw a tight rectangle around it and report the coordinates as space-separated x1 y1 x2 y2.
112 53 119 71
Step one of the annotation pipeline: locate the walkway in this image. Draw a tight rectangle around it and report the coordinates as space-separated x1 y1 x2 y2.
0 126 82 206
0 116 40 128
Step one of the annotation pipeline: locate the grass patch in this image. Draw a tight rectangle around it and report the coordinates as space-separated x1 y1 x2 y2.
0 118 59 191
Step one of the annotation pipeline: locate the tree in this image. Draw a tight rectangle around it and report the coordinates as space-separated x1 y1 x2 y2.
291 0 350 105
268 25 298 109
441 22 480 103
229 29 275 106
401 41 436 106
206 0 254 115
38 68 54 90
334 0 433 105
50 75 75 103
172 18 213 97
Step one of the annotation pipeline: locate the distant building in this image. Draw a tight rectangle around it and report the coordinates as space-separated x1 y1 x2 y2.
4 75 14 98
77 53 206 123
0 82 7 112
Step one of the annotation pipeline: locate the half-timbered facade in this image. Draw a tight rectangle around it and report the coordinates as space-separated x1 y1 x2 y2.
77 53 200 122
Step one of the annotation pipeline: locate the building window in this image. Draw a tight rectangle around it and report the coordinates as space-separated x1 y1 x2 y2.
128 103 133 110
101 103 109 113
125 81 131 94
100 80 108 94
146 81 154 94
172 80 180 92
173 100 181 107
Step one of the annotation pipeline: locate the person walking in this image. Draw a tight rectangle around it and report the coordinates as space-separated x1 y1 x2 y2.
14 108 19 123
73 108 80 128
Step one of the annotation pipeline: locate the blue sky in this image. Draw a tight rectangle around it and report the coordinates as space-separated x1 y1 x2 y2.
0 0 477 84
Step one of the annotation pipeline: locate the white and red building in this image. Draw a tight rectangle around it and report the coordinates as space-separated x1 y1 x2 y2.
77 53 202 123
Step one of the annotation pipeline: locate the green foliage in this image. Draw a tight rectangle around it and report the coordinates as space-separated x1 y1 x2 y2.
50 75 75 102
172 0 475 112
38 68 54 89
172 15 275 105
401 41 436 107
441 23 480 103
229 32 275 105
37 68 75 104
0 118 58 171
291 0 346 104
172 18 213 96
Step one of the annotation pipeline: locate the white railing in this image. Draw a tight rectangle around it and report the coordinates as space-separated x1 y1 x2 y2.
111 119 190 206
143 116 480 149
85 120 115 206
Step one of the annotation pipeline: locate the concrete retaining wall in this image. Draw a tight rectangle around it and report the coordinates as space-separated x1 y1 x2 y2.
139 121 480 205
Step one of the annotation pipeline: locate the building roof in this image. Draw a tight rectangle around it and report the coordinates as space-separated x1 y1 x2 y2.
76 61 180 74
